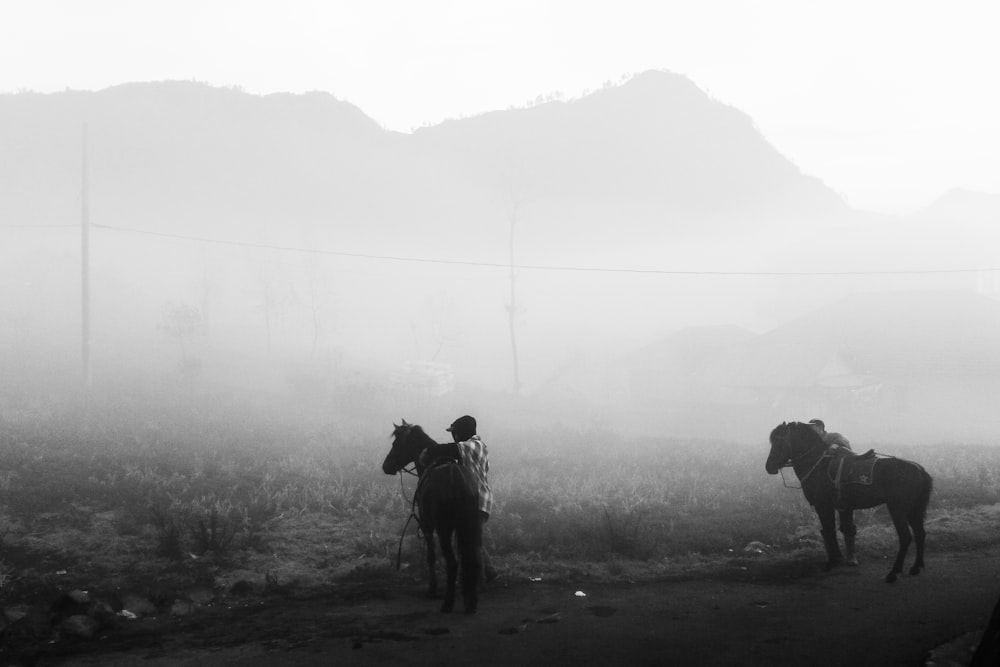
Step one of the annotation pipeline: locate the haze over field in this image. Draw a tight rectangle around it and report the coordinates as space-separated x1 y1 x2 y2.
2 2 1000 444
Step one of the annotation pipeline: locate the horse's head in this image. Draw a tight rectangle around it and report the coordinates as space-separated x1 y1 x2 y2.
765 422 791 474
382 419 431 474
765 421 824 474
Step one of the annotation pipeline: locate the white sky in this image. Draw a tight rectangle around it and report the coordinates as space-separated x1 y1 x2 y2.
2 0 999 215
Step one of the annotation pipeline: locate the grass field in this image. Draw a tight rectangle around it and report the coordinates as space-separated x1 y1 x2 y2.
1 385 999 604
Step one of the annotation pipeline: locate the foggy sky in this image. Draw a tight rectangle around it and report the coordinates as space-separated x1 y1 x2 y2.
4 3 1000 445
2 0 999 215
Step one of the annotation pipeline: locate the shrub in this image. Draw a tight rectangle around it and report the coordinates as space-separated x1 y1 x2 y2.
149 505 183 560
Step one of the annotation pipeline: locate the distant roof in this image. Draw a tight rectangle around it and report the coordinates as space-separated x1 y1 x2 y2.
624 324 755 370
623 291 1000 390
703 342 879 389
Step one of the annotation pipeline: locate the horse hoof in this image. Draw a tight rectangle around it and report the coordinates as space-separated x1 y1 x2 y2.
823 561 839 572
885 572 897 584
845 557 859 567
908 566 922 576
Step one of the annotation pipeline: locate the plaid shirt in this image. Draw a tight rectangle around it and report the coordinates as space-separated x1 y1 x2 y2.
457 435 493 517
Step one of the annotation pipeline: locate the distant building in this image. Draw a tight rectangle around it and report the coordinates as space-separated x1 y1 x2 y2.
390 360 455 397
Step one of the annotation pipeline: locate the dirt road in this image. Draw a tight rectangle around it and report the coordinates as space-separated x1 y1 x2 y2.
40 546 1000 667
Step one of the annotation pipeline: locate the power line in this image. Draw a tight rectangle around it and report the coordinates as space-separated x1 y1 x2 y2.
0 224 78 228
49 221 1000 278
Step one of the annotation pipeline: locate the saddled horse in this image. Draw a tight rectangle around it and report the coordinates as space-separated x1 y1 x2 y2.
766 421 933 583
382 420 482 613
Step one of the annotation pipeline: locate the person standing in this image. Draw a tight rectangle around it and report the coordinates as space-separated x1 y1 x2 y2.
808 418 865 566
445 415 497 582
809 418 873 459
808 418 852 453
421 415 497 582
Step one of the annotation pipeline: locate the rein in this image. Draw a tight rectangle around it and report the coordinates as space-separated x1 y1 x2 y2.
397 466 418 501
795 450 830 485
391 446 435 571
394 470 423 571
388 429 465 571
777 426 830 486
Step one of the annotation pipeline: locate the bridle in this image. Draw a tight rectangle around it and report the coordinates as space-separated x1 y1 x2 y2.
775 423 830 484
387 426 422 477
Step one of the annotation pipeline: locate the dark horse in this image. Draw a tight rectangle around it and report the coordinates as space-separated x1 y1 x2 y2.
766 421 933 583
382 420 481 613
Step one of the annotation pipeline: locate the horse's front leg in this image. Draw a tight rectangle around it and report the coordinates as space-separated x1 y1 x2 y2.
816 505 842 571
838 509 859 566
424 532 438 598
908 512 926 576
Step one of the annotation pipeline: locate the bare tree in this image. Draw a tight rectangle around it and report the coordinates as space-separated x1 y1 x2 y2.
426 293 456 362
505 186 523 395
246 251 294 355
301 252 335 359
158 302 205 382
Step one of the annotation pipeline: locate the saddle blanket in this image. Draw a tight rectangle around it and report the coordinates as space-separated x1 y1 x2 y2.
828 455 878 486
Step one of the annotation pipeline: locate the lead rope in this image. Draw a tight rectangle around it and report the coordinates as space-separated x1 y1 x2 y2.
778 428 829 489
779 466 800 489
779 452 829 489
395 466 423 571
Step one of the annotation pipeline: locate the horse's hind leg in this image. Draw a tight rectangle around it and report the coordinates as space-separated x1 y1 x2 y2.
424 534 438 598
438 529 458 613
458 516 482 614
886 506 912 584
839 510 859 566
908 514 926 576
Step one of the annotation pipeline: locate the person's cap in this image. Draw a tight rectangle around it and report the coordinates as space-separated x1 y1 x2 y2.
446 415 477 433
808 418 825 428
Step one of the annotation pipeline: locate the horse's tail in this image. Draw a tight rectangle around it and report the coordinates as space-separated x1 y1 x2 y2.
912 464 934 522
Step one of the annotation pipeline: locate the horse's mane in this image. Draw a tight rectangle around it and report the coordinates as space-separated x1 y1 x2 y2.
791 421 825 447
392 422 417 436
393 422 436 447
771 421 826 449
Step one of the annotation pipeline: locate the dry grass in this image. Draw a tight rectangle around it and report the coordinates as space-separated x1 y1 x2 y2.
1 391 999 602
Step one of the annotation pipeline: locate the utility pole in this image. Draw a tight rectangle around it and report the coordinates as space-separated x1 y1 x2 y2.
81 123 91 388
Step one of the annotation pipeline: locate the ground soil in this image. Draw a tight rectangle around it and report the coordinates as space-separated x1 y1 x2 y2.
27 546 1000 667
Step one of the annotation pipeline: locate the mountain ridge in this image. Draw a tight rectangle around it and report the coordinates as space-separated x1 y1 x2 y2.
1 70 848 256
410 70 845 219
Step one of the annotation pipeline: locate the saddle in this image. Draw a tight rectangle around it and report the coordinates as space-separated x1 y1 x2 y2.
418 448 460 470
427 455 460 468
827 450 878 505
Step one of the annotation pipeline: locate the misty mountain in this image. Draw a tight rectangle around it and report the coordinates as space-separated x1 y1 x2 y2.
751 184 1000 326
0 81 393 241
616 290 1000 442
408 70 847 252
901 188 1000 261
759 289 1000 378
912 188 1000 224
5 71 996 404
1 70 848 261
